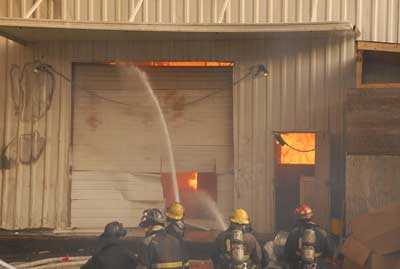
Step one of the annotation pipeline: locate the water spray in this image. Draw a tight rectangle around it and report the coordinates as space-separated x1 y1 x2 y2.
133 68 180 203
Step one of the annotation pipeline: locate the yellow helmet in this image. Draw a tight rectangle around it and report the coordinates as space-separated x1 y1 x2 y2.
230 208 250 225
165 202 184 221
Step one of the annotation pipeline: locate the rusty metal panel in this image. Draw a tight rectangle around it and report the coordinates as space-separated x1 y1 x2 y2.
346 155 400 230
346 88 400 155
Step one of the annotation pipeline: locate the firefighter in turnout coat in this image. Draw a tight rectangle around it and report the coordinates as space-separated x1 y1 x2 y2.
81 221 137 269
138 208 190 269
165 202 185 240
211 208 263 269
284 204 334 269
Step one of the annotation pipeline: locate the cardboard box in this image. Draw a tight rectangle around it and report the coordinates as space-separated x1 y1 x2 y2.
342 203 400 269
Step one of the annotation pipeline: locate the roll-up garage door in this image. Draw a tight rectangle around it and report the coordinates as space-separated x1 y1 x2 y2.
71 64 233 228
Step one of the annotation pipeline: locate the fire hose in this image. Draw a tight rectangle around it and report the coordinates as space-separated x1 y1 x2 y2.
0 259 16 269
18 261 86 269
10 256 89 269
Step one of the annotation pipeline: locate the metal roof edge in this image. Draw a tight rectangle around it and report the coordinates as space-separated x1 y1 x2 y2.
0 17 355 45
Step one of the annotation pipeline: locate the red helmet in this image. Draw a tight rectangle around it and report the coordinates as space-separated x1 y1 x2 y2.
295 204 313 220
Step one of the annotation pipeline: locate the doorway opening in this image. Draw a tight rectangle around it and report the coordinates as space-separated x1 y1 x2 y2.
273 132 316 230
70 62 233 229
161 171 217 220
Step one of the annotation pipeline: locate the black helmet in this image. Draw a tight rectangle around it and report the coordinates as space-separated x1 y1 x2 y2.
101 221 127 238
139 208 164 228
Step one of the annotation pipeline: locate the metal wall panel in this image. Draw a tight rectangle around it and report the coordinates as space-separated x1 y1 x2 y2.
71 64 234 228
3 0 400 42
0 34 352 232
0 39 71 230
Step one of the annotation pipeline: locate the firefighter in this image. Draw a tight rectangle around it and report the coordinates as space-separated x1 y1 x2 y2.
165 201 185 240
211 208 263 269
81 221 137 269
138 208 190 269
284 204 334 269
164 202 190 267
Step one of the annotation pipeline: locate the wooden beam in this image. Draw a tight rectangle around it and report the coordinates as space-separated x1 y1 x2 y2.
358 83 400 89
357 41 400 53
355 50 363 88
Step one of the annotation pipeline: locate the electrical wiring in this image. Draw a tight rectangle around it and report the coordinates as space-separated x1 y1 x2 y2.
45 62 267 109
0 131 46 168
46 64 130 106
178 64 266 108
284 142 315 153
9 61 55 121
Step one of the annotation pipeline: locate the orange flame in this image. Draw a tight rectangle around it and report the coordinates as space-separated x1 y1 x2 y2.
280 133 315 165
187 172 198 191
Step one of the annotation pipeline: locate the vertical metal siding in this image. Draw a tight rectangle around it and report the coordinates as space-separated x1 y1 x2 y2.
0 36 352 232
0 40 71 230
0 0 352 233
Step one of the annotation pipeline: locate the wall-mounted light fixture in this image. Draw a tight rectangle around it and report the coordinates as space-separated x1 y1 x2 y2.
254 64 269 78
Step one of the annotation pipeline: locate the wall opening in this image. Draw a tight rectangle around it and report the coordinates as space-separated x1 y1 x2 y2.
70 63 233 228
161 172 217 220
273 132 316 230
356 41 400 88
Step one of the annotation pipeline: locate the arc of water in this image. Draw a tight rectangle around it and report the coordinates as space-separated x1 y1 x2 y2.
134 68 180 203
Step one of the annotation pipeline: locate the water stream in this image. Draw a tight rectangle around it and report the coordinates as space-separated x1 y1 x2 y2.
121 65 229 229
194 191 228 230
132 67 180 203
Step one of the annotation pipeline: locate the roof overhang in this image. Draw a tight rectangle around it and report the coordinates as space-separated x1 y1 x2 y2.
0 18 355 46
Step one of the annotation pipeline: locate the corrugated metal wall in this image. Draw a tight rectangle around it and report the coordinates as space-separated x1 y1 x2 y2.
0 37 70 230
0 33 353 232
4 0 400 43
0 0 70 229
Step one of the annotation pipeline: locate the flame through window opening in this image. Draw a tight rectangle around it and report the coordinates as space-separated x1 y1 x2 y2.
278 133 316 165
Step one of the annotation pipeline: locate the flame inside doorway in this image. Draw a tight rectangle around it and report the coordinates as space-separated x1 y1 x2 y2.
278 133 316 165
